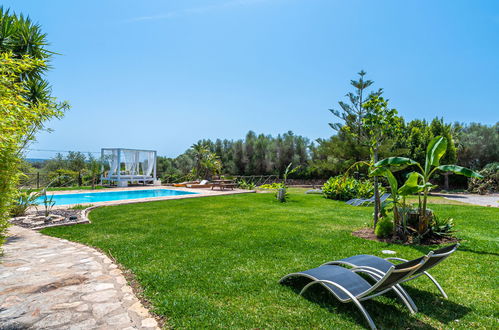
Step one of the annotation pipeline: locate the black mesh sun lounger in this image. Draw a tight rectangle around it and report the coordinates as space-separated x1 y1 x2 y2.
279 255 431 330
346 193 391 206
322 244 459 302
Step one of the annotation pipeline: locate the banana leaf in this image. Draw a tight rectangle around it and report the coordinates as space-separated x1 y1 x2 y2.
437 165 483 178
426 136 447 169
398 172 423 196
374 157 418 169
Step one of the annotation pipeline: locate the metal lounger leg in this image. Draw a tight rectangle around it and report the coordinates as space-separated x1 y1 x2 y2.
299 280 377 330
392 285 418 314
423 271 448 298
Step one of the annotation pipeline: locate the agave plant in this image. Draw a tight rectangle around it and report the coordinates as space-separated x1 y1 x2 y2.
373 136 482 235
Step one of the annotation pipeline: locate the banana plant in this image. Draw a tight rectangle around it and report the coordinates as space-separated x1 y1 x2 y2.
370 167 421 236
373 136 482 234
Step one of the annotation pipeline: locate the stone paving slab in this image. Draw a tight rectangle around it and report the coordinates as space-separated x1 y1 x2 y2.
0 226 160 329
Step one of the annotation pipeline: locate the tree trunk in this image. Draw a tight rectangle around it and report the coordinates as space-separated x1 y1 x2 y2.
373 148 379 229
443 172 449 191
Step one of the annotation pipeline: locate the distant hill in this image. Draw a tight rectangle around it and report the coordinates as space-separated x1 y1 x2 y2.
25 158 48 163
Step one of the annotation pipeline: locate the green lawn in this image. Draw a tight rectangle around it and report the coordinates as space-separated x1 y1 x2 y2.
42 192 499 329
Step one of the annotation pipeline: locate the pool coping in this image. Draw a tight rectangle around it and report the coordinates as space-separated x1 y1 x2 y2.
45 186 252 208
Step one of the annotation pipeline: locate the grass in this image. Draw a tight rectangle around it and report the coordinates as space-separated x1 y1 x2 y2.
42 192 499 329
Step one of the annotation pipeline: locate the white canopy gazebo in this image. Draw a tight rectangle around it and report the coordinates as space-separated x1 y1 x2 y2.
100 148 157 187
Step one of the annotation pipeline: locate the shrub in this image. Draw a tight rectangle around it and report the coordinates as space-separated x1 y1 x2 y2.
48 169 79 187
468 162 499 194
259 183 282 190
10 189 40 217
430 216 455 238
322 175 383 201
238 179 256 190
375 216 394 238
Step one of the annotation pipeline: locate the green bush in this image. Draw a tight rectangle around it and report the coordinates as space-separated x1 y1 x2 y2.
430 215 455 238
48 169 79 187
10 189 40 217
259 183 282 190
375 216 394 238
322 175 383 201
238 179 256 190
468 162 499 194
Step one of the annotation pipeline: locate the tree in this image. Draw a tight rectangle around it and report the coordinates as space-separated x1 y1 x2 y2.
87 153 102 189
0 53 66 242
190 143 222 179
0 8 68 243
455 122 499 170
362 96 403 227
329 70 382 160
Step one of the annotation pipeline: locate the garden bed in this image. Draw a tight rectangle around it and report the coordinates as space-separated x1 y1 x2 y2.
352 227 459 245
9 208 88 230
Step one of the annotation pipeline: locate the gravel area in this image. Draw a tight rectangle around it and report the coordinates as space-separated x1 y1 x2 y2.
437 193 499 207
9 209 86 229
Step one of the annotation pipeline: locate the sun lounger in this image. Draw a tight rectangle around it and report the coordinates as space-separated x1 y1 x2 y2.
280 256 431 329
346 193 390 206
173 181 199 187
305 189 323 194
322 244 459 300
186 180 212 188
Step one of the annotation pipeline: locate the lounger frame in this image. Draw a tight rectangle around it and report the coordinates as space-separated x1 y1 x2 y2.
322 244 459 301
280 255 431 330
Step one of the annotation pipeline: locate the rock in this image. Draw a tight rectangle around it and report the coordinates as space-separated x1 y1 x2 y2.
129 301 149 318
51 301 83 309
92 302 122 318
121 286 133 294
33 311 72 328
82 290 118 302
106 312 132 326
69 318 97 330
1 295 23 307
75 303 89 312
109 269 122 276
142 317 158 328
82 282 114 292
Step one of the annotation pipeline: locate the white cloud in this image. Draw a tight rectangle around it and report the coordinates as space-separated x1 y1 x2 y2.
129 0 271 22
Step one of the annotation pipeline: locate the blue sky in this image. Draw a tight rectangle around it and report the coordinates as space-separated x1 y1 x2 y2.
5 0 498 158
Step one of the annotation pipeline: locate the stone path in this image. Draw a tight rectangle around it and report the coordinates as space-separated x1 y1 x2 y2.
0 226 160 329
438 193 499 207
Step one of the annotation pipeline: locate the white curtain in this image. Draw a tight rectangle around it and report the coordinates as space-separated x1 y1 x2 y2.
122 150 138 175
108 149 119 176
142 151 155 177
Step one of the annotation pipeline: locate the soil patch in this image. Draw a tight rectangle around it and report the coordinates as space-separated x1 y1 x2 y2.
352 227 459 245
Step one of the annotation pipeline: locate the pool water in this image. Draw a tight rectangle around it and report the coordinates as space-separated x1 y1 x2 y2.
36 189 197 206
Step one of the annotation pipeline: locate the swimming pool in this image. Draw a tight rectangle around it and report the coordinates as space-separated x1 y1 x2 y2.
36 189 197 206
